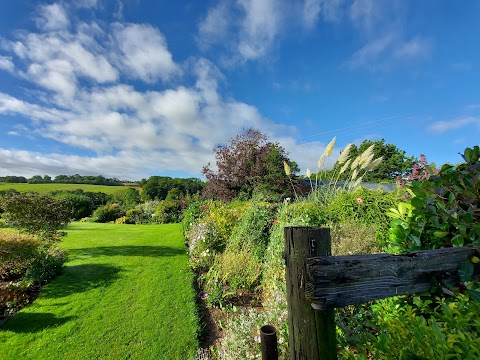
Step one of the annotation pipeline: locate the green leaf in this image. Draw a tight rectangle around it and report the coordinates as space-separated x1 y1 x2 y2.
459 261 474 282
451 234 464 247
431 319 444 341
468 290 480 303
433 231 449 238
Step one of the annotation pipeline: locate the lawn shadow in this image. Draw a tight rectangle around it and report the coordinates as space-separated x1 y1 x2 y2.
67 245 186 260
40 263 121 299
1 312 75 333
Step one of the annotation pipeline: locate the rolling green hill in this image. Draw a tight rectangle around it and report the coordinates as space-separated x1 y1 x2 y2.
0 182 133 195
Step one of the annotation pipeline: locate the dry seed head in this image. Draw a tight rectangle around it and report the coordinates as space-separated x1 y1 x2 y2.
306 168 312 178
360 153 375 170
350 155 361 170
324 137 336 157
367 156 383 171
351 168 359 181
360 144 375 165
283 161 291 176
317 155 325 169
337 143 353 165
339 159 352 174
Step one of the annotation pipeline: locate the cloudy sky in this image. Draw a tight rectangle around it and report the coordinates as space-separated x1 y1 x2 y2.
0 0 479 180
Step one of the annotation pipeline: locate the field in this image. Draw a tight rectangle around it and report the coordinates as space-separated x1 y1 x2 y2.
0 182 131 195
0 222 199 360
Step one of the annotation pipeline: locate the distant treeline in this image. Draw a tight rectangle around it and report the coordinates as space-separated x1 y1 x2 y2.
0 174 123 186
139 176 204 201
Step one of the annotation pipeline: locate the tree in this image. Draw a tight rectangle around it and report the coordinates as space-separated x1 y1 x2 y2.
334 139 415 182
0 193 70 240
202 128 298 201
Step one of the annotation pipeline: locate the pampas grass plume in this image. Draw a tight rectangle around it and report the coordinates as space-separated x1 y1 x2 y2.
350 155 361 170
337 143 353 165
367 156 383 171
324 137 336 157
284 161 291 176
306 168 312 178
339 159 352 174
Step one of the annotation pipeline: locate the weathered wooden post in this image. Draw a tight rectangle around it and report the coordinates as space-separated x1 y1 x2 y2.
284 227 336 360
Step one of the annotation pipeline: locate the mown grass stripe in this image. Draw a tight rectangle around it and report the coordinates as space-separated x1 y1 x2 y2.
0 222 199 360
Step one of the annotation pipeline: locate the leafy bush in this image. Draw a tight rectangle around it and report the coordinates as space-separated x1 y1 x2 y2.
182 200 208 234
125 209 143 224
388 145 480 253
0 192 70 238
133 200 161 224
343 293 480 359
0 231 40 281
0 280 32 315
0 230 64 315
327 187 398 248
56 192 93 219
331 220 381 256
92 204 125 223
155 200 181 223
186 221 220 271
25 246 64 283
338 146 480 358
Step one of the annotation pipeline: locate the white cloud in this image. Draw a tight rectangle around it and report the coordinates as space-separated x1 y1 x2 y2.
113 23 180 83
197 1 231 50
74 0 99 8
345 33 431 71
428 117 480 133
0 56 14 72
35 3 69 31
345 0 431 71
197 0 284 64
0 2 329 180
237 0 282 61
302 0 322 29
393 37 431 60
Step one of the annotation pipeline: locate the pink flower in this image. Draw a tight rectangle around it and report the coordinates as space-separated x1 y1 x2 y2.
202 293 208 300
356 197 364 205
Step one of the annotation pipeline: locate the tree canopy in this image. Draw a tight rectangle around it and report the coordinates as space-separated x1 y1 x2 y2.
334 139 415 182
141 176 204 201
202 128 298 201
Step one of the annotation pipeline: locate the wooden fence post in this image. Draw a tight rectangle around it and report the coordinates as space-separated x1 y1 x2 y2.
284 227 336 360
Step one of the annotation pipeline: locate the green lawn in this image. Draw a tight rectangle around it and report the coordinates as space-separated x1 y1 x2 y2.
0 183 133 195
0 222 199 360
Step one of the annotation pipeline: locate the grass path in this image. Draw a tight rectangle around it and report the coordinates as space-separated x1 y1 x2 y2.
0 222 199 360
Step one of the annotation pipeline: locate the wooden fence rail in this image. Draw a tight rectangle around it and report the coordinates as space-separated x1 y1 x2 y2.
284 227 480 360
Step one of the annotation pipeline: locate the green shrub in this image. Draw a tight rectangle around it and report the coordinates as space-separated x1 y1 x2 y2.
340 146 480 358
0 280 32 315
155 200 181 223
92 204 125 223
331 219 381 255
181 200 209 234
0 192 70 238
56 192 93 219
327 187 399 248
125 209 142 224
344 293 480 359
25 246 64 283
134 200 161 224
0 231 40 281
388 145 480 253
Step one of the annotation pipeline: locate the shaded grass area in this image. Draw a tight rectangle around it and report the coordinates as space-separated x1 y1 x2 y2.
0 183 130 195
0 222 199 360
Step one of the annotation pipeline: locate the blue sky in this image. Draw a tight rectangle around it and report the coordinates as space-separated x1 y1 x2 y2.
0 0 479 180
